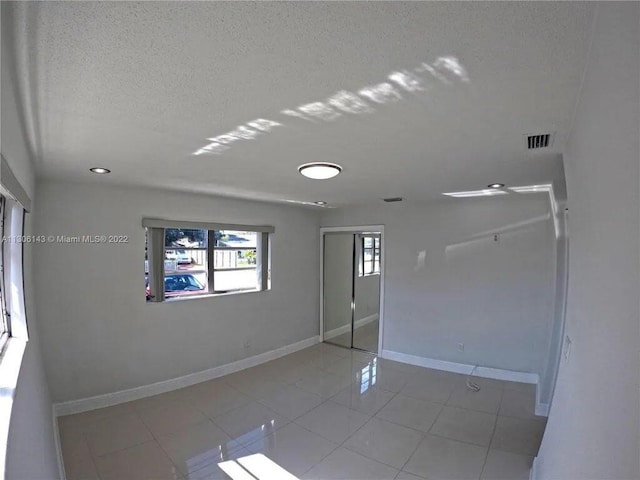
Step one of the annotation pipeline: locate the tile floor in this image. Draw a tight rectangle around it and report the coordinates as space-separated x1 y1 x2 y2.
59 343 546 480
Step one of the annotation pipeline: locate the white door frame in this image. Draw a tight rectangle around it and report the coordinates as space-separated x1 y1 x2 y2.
319 225 385 354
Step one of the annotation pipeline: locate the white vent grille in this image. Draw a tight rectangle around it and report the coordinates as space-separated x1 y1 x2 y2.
526 133 554 150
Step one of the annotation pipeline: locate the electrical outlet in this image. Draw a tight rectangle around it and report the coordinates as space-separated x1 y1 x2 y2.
563 335 572 360
457 343 464 352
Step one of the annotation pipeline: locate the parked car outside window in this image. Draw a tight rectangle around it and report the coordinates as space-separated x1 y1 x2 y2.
146 273 206 300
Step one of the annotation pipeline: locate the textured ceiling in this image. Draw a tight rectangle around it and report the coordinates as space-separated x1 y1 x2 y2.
3 1 593 207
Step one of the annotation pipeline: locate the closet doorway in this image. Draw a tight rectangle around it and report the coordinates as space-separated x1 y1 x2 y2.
320 226 384 353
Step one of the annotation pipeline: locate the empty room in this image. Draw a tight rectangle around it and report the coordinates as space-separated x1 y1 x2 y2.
1 2 638 480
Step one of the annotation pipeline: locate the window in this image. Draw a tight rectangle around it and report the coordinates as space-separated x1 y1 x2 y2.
0 192 28 350
0 196 8 350
359 234 381 276
144 219 273 302
0 155 31 468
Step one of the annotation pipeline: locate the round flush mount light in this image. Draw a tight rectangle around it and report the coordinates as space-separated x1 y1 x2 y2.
90 167 111 174
298 162 342 180
314 201 327 206
487 183 505 189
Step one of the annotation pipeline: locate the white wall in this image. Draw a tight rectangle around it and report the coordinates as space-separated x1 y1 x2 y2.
536 4 640 479
34 180 320 402
321 194 557 380
1 3 62 478
538 179 569 412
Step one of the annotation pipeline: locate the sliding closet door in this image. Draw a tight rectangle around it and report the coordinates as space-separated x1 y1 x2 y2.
323 233 354 348
353 234 381 352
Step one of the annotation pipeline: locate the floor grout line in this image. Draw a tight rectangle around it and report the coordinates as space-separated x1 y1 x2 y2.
478 395 502 480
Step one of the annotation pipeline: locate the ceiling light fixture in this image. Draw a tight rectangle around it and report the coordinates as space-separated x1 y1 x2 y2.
89 167 111 174
314 201 327 205
487 183 505 189
298 162 342 180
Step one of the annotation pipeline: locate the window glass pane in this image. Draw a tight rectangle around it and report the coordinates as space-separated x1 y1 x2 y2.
214 230 257 248
164 272 207 298
165 228 207 248
214 269 257 293
164 248 208 298
364 237 373 248
164 248 207 270
214 231 258 272
214 249 257 269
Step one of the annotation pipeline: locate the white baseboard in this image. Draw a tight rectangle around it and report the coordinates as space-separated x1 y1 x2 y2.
534 379 550 417
380 349 539 384
530 456 538 480
54 335 320 417
52 406 66 479
535 402 550 416
324 314 379 340
323 324 350 340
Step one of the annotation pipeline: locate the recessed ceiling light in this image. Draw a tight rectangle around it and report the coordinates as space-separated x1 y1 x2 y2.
298 162 342 180
90 167 111 174
488 183 505 189
314 201 327 205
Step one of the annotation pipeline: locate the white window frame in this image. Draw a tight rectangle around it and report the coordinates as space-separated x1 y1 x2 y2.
0 154 31 477
0 196 9 353
0 194 28 342
143 219 273 302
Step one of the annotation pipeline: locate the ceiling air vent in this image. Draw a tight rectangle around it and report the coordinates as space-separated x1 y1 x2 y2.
383 197 403 203
526 133 554 150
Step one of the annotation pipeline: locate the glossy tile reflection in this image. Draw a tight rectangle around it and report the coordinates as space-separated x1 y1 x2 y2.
58 344 546 480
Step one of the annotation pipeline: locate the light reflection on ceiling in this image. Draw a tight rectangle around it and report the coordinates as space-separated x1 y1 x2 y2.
443 183 555 199
443 189 508 198
193 56 469 156
442 183 561 239
283 199 335 208
508 184 552 193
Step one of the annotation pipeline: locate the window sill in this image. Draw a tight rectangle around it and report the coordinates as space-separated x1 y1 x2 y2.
0 337 27 475
147 288 269 304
